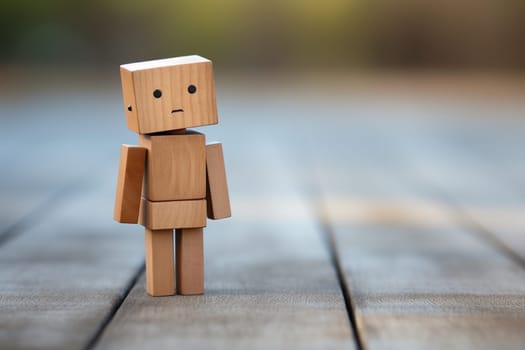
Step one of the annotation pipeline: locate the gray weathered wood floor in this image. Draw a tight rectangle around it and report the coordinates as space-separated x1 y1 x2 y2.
1 74 524 349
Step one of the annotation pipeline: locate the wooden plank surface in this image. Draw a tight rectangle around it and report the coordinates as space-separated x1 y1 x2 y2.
0 87 128 239
0 89 148 348
329 219 525 350
312 112 525 349
0 171 145 349
385 116 525 263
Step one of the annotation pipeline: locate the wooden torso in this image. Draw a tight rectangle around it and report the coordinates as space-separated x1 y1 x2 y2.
139 131 206 202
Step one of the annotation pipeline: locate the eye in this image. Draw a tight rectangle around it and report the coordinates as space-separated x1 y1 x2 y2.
187 84 197 94
127 105 133 111
153 89 162 98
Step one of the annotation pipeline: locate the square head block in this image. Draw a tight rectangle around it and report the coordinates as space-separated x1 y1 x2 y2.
120 55 218 134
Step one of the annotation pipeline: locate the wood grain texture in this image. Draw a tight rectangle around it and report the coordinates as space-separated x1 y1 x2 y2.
206 142 231 220
311 115 525 350
139 199 207 229
145 228 175 296
114 145 146 224
176 228 204 295
139 133 206 201
120 55 218 134
119 68 139 132
386 118 525 263
332 221 525 350
0 175 145 350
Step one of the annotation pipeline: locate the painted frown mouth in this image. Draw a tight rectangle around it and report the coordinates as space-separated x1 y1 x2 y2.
171 108 184 113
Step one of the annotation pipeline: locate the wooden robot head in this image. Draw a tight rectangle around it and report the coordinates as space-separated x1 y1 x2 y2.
120 55 218 134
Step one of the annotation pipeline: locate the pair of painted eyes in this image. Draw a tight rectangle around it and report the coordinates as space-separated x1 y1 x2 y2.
153 85 197 98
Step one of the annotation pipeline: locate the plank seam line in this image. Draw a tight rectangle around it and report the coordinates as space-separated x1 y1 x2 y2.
379 127 525 269
84 263 145 350
318 217 365 350
306 159 365 350
456 210 525 269
0 183 78 247
416 178 525 270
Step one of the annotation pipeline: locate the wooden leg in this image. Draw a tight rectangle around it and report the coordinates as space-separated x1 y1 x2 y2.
176 228 204 295
145 228 175 296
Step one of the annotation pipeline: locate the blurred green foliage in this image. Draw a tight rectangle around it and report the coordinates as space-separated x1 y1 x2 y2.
1 0 524 70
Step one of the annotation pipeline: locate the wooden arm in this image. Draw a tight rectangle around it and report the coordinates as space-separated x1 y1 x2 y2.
205 142 231 219
114 145 147 223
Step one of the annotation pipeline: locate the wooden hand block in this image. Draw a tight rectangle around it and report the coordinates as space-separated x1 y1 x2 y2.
139 199 207 229
145 229 175 296
114 145 147 223
140 133 206 201
120 56 218 134
176 228 204 295
206 143 231 219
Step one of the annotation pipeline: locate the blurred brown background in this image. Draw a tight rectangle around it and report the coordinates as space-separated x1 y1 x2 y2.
2 0 524 72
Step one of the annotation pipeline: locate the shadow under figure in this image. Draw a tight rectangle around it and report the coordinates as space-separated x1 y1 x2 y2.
114 55 231 296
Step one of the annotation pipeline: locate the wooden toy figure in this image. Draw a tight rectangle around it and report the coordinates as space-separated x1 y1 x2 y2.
114 55 231 296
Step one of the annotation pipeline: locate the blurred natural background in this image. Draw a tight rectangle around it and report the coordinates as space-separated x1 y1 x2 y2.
1 0 524 72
